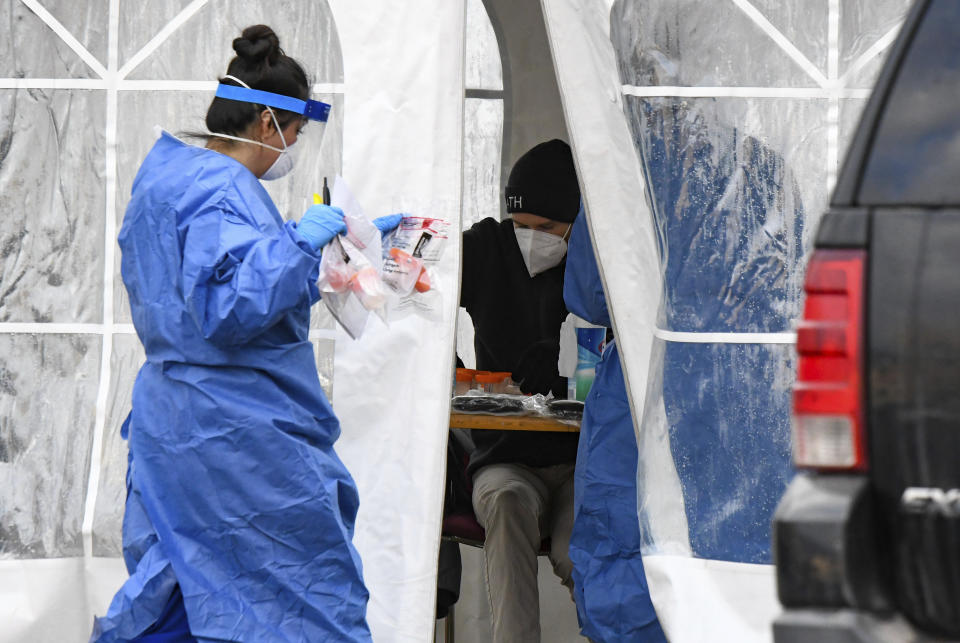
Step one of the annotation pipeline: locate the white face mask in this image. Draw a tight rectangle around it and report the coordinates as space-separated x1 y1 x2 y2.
514 225 570 277
259 124 297 181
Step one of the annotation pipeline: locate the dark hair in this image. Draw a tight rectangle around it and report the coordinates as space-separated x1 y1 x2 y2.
205 25 310 137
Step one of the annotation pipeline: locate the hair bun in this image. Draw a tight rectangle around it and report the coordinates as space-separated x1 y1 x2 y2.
232 25 281 64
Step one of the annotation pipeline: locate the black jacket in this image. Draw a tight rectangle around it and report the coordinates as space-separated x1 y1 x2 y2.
460 218 579 475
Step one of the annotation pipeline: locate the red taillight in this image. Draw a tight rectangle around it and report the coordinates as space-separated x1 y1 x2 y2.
792 249 867 471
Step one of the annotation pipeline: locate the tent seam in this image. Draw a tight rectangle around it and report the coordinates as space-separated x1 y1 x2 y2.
728 0 829 87
117 0 211 79
654 329 797 345
81 0 120 561
19 0 108 78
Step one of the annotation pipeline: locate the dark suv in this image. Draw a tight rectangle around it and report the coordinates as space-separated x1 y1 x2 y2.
773 0 960 640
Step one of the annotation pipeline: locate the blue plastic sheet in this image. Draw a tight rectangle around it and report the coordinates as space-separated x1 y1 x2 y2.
655 341 796 563
611 1 806 567
626 97 801 563
627 98 807 335
564 212 665 642
92 133 370 642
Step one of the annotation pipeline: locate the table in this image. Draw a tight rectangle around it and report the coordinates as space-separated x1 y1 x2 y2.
449 412 580 433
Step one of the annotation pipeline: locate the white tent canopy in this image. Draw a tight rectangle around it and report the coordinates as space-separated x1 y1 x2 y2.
0 0 909 641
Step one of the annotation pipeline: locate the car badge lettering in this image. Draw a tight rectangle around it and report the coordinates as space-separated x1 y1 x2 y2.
901 487 960 516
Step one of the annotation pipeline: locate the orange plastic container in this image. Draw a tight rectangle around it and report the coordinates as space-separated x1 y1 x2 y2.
454 368 477 396
489 372 517 395
475 371 505 394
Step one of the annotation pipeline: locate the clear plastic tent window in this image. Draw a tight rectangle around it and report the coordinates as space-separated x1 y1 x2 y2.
543 0 910 640
607 0 909 565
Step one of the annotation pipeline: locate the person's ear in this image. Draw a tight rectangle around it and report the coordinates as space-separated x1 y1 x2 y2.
258 109 274 138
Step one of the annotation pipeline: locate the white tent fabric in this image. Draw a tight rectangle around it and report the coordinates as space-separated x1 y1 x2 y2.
329 1 464 640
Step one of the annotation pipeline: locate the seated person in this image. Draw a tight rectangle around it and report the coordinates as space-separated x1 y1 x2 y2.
459 139 580 643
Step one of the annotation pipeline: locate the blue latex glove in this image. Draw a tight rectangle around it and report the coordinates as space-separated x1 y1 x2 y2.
372 213 404 240
296 205 346 251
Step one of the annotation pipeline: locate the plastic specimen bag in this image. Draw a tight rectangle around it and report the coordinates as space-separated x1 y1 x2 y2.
316 178 389 338
317 179 449 338
382 216 450 320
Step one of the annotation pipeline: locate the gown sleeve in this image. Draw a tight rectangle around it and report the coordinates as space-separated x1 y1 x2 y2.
563 208 611 328
179 204 321 346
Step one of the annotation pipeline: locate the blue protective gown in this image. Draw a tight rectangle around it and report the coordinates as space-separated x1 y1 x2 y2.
564 211 665 642
92 132 371 642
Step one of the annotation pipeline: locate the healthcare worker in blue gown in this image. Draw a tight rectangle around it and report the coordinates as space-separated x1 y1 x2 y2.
91 25 400 642
564 209 666 642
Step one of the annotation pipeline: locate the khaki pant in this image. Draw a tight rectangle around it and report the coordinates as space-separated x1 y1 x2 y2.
472 463 576 643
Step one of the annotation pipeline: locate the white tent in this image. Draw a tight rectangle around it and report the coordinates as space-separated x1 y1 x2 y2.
0 0 909 641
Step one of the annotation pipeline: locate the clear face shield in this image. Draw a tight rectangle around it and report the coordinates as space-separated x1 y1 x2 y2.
211 76 331 173
278 108 327 183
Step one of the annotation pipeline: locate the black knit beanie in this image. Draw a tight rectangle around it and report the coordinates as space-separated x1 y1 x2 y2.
504 139 580 223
